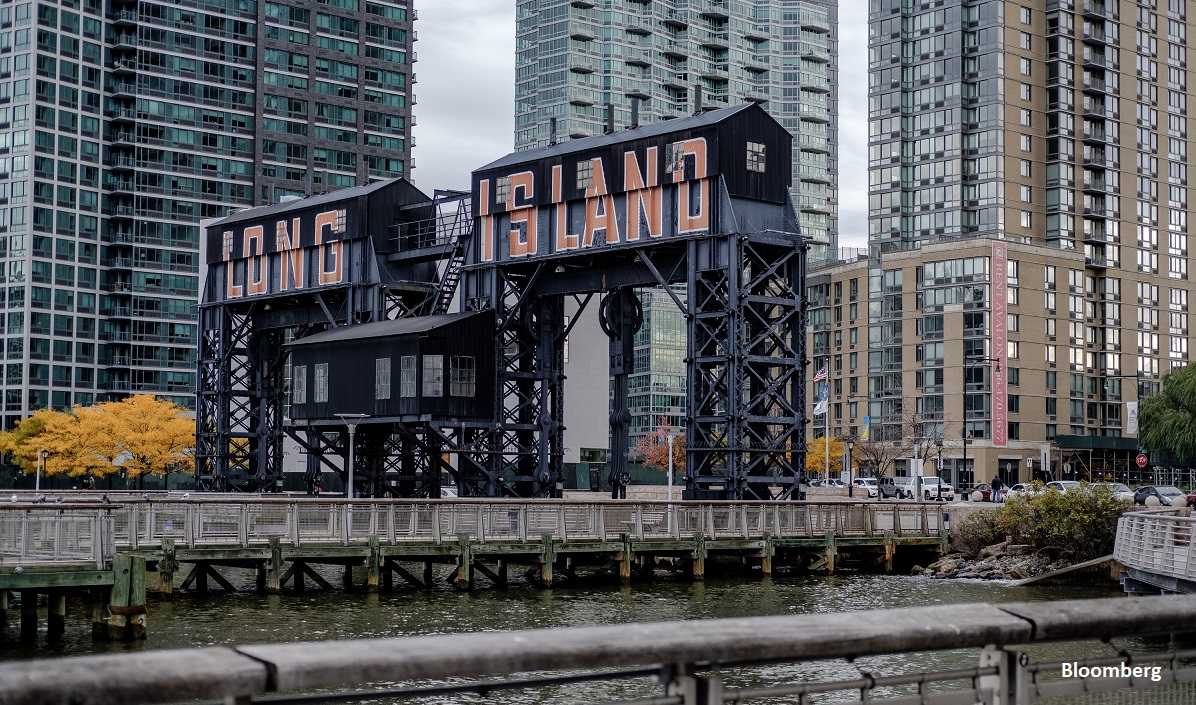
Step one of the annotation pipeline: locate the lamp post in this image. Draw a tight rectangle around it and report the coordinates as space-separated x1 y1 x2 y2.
962 356 1001 494
667 434 676 532
36 449 48 494
334 413 368 499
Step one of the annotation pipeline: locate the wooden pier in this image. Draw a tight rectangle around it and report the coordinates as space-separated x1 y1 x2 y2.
0 498 947 642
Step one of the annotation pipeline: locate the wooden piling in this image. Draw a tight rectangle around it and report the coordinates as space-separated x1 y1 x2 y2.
0 589 8 631
455 534 473 591
691 532 706 581
90 587 108 640
823 530 837 575
539 534 554 587
367 537 380 593
19 591 37 643
619 534 633 585
761 534 773 576
267 538 282 594
107 555 130 640
47 594 66 642
159 538 175 598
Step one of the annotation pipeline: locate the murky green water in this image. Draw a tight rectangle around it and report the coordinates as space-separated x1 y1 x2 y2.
1 573 1148 704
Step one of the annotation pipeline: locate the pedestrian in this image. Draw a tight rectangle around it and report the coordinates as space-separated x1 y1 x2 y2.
990 473 1003 503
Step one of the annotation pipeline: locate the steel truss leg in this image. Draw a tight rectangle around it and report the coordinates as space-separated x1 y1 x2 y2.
685 233 807 500
600 289 643 500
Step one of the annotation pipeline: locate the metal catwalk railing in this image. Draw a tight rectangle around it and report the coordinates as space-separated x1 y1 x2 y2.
1114 510 1196 582
2 595 1195 705
0 500 945 566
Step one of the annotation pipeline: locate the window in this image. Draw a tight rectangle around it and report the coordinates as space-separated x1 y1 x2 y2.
1020 32 1032 50
400 355 416 397
1008 395 1020 413
747 141 765 172
1020 159 1032 177
375 357 391 399
292 365 307 404
1020 6 1031 24
1019 57 1032 75
1008 341 1019 359
314 362 328 403
1020 134 1032 151
1020 211 1032 228
422 354 443 397
450 356 476 397
1008 422 1020 440
575 159 593 189
1020 108 1032 126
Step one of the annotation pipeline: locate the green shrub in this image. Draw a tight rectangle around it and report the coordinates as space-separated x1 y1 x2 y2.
958 484 1131 562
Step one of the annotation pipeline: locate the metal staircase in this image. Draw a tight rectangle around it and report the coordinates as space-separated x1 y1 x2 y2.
431 194 472 315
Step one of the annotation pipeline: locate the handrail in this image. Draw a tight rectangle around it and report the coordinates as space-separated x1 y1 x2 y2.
1114 509 1196 582
2 595 1194 705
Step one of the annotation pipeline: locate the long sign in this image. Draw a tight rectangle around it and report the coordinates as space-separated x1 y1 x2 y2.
991 241 1008 448
217 207 351 299
475 138 714 264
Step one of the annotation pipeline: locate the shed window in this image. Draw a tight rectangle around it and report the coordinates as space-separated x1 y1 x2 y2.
375 357 390 399
747 142 765 172
314 362 328 402
292 365 307 404
400 355 416 397
450 356 475 397
422 354 443 397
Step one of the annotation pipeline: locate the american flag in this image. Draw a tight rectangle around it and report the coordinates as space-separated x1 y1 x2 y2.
812 366 827 383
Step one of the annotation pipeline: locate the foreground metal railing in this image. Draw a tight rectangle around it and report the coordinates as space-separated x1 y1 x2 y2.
0 499 945 565
2 595 1196 705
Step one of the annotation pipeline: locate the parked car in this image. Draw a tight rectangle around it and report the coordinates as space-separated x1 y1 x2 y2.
851 478 879 498
965 483 1006 502
1006 483 1037 497
1133 485 1186 506
826 479 845 487
440 487 459 498
880 476 917 499
919 476 954 501
1098 482 1135 502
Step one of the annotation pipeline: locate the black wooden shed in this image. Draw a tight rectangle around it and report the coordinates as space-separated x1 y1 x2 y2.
286 311 495 422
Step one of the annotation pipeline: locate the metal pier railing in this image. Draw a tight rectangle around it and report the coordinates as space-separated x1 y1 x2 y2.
1 595 1195 705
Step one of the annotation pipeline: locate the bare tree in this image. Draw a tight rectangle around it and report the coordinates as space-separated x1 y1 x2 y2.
852 434 907 480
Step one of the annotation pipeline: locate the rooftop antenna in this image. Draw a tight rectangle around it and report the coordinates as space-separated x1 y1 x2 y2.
630 98 640 129
604 103 615 135
693 85 703 115
549 117 558 146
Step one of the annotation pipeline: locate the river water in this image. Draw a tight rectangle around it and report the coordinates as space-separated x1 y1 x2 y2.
1 574 1149 703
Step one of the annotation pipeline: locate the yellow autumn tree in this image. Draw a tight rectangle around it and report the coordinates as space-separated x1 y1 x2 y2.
98 395 195 478
38 405 120 478
0 408 68 476
634 431 686 474
805 435 846 478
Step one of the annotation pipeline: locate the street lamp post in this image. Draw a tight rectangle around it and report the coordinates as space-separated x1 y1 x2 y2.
962 356 1001 494
36 449 48 494
667 434 676 532
334 413 368 499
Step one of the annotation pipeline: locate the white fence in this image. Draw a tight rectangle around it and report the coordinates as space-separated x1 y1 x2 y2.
1114 510 1196 580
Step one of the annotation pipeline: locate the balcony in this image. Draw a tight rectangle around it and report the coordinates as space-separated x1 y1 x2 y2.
694 28 729 48
111 9 137 26
744 54 769 72
1084 256 1110 269
110 156 135 171
800 13 831 33
112 58 136 75
107 83 136 98
108 257 134 270
799 104 831 123
1081 1 1109 19
104 356 131 367
102 307 132 318
105 180 135 194
109 107 135 123
624 49 651 67
109 206 136 219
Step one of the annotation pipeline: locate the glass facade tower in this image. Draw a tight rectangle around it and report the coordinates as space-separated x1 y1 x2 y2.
0 0 412 427
514 0 839 256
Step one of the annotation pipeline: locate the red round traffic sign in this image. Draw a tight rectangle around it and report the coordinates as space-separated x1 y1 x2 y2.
1136 453 1148 468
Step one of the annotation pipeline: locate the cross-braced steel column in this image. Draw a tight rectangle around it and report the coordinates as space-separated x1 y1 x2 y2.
685 232 807 499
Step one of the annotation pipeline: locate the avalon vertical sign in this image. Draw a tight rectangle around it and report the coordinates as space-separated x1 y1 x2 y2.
991 241 1008 448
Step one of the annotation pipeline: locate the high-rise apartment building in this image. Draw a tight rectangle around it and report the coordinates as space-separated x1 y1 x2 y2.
816 0 1196 488
514 0 838 256
0 0 412 427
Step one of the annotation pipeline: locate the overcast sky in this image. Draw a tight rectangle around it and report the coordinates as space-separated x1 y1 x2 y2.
411 2 868 248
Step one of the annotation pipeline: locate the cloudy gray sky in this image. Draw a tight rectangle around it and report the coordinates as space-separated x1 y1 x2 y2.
411 2 867 248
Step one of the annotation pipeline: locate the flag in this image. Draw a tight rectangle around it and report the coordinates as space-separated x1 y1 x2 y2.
812 366 827 383
814 399 827 415
819 383 829 401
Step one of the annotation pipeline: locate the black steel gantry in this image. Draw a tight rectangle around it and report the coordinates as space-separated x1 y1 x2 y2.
195 103 810 500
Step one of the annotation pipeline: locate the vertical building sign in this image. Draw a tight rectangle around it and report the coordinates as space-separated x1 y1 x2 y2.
1126 401 1139 435
991 242 1008 448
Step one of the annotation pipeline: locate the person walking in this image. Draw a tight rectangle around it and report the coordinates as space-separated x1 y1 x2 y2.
990 473 1003 503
